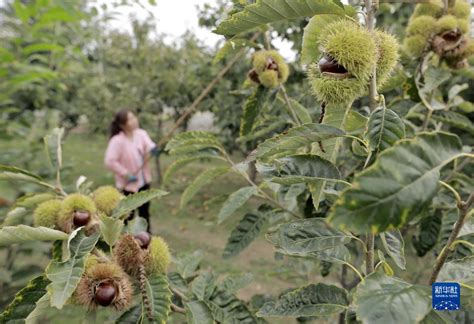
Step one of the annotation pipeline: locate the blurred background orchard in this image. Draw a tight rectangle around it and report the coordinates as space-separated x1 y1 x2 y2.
0 0 473 320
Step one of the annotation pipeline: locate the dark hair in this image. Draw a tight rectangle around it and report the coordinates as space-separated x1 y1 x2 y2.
109 109 132 138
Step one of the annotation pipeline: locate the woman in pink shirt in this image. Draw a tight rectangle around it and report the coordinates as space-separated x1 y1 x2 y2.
104 109 158 231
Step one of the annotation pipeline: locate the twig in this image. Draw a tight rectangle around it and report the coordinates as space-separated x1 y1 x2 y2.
280 85 301 126
365 234 375 274
429 193 474 284
444 158 471 182
171 287 189 302
364 0 378 275
138 264 153 321
171 303 186 314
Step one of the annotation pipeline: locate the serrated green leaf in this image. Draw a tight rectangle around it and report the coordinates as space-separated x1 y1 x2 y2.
420 311 455 324
143 274 171 324
175 250 204 279
99 214 124 247
218 186 257 224
223 205 271 259
365 107 405 154
163 153 224 185
237 120 287 143
354 272 431 324
43 127 64 173
380 230 406 270
2 207 29 226
431 111 474 135
219 273 253 294
437 256 474 285
191 270 216 301
0 225 69 246
186 301 213 324
180 167 229 208
412 211 442 257
25 294 51 324
214 0 346 37
308 101 352 211
46 228 100 309
257 283 348 317
346 110 369 135
0 276 49 323
254 123 345 161
208 289 257 323
112 189 168 219
116 304 142 324
277 95 312 124
266 218 351 257
125 216 148 235
240 86 268 136
328 132 464 234
0 165 55 190
269 154 341 185
165 131 223 154
310 245 351 264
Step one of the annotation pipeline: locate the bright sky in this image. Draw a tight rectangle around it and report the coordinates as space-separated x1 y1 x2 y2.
100 0 296 60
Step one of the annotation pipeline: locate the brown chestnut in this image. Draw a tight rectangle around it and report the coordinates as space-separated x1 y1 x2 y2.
441 29 462 43
73 210 90 227
94 281 117 307
248 69 260 84
318 55 348 75
134 231 151 249
266 57 278 71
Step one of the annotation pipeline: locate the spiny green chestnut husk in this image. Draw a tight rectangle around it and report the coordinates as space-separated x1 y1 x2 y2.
75 261 133 310
248 50 289 88
405 0 473 67
375 30 400 88
33 199 62 228
114 234 144 277
114 233 171 277
57 193 98 233
308 19 378 104
92 186 123 215
144 236 171 275
318 20 377 82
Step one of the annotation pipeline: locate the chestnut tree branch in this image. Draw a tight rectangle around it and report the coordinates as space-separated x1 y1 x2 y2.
429 193 473 284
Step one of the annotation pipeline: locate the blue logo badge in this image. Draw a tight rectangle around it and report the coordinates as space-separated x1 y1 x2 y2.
432 282 461 311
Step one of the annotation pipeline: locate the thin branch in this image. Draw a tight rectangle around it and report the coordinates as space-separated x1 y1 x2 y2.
280 85 301 126
171 287 189 302
365 234 375 274
444 158 471 182
429 193 474 284
364 0 378 276
171 303 186 314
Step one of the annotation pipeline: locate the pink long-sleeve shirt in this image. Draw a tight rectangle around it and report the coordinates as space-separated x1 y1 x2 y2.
104 129 156 193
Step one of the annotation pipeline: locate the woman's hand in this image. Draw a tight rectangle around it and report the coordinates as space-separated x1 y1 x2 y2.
126 174 138 183
149 146 161 157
